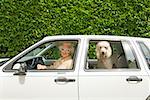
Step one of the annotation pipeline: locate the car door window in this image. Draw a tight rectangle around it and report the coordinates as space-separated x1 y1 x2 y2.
86 40 139 70
138 42 150 69
8 40 78 71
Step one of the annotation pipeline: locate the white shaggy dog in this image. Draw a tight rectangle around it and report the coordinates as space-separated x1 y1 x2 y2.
96 41 113 69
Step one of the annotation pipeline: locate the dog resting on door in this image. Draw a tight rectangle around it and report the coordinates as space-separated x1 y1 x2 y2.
96 41 113 69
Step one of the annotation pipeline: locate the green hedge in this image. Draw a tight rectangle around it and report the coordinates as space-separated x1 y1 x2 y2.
0 0 150 57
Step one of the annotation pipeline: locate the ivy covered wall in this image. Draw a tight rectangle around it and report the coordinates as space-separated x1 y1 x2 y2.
0 0 150 57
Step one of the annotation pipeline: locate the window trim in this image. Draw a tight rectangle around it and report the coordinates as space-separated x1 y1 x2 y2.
84 39 141 72
122 41 141 70
3 39 81 72
137 41 150 69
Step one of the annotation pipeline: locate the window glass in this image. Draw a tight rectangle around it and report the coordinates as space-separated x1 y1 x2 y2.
138 42 150 69
12 41 78 70
86 40 138 70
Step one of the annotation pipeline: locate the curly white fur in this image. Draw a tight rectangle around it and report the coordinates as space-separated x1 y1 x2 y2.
96 41 113 69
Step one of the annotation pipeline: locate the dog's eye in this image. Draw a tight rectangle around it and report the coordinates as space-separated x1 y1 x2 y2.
105 47 108 49
100 47 102 49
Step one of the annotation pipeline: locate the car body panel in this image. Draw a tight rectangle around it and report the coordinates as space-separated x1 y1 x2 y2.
0 72 78 100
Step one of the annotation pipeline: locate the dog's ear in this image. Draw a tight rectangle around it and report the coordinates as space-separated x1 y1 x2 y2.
96 44 100 59
107 46 112 58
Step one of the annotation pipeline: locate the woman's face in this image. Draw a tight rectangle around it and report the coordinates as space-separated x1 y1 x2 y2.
59 43 71 58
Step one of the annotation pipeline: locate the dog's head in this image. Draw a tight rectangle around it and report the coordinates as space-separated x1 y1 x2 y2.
96 41 112 59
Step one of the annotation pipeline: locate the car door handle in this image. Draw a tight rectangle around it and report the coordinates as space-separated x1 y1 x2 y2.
54 77 75 83
126 76 142 82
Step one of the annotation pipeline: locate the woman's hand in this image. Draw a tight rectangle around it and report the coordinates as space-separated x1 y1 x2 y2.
37 64 47 69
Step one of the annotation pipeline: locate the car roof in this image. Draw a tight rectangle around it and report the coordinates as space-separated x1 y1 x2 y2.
43 35 149 42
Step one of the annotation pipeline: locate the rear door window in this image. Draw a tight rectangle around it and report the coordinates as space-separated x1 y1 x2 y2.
86 40 139 70
138 42 150 69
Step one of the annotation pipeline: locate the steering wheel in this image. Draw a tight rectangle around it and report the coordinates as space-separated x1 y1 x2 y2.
25 57 44 70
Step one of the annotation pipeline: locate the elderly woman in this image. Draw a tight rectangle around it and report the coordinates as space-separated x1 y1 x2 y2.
37 42 74 69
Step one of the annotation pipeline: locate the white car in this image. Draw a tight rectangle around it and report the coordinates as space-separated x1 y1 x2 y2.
0 58 10 66
0 35 150 100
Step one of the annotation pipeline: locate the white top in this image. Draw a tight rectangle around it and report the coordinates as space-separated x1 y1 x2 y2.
49 57 73 69
56 59 73 69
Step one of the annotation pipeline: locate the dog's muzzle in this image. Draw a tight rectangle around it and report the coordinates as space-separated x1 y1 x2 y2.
102 52 105 55
100 52 107 58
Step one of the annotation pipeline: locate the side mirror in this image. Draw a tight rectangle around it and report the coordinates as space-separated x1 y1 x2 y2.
13 63 26 76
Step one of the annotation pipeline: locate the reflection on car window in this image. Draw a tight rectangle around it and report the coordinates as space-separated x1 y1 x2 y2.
25 43 53 57
138 42 150 69
86 40 138 70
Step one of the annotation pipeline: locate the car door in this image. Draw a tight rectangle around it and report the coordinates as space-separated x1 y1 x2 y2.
79 37 150 100
0 37 82 100
134 40 150 100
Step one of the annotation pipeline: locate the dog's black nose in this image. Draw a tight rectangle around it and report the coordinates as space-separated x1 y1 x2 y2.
102 52 105 55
